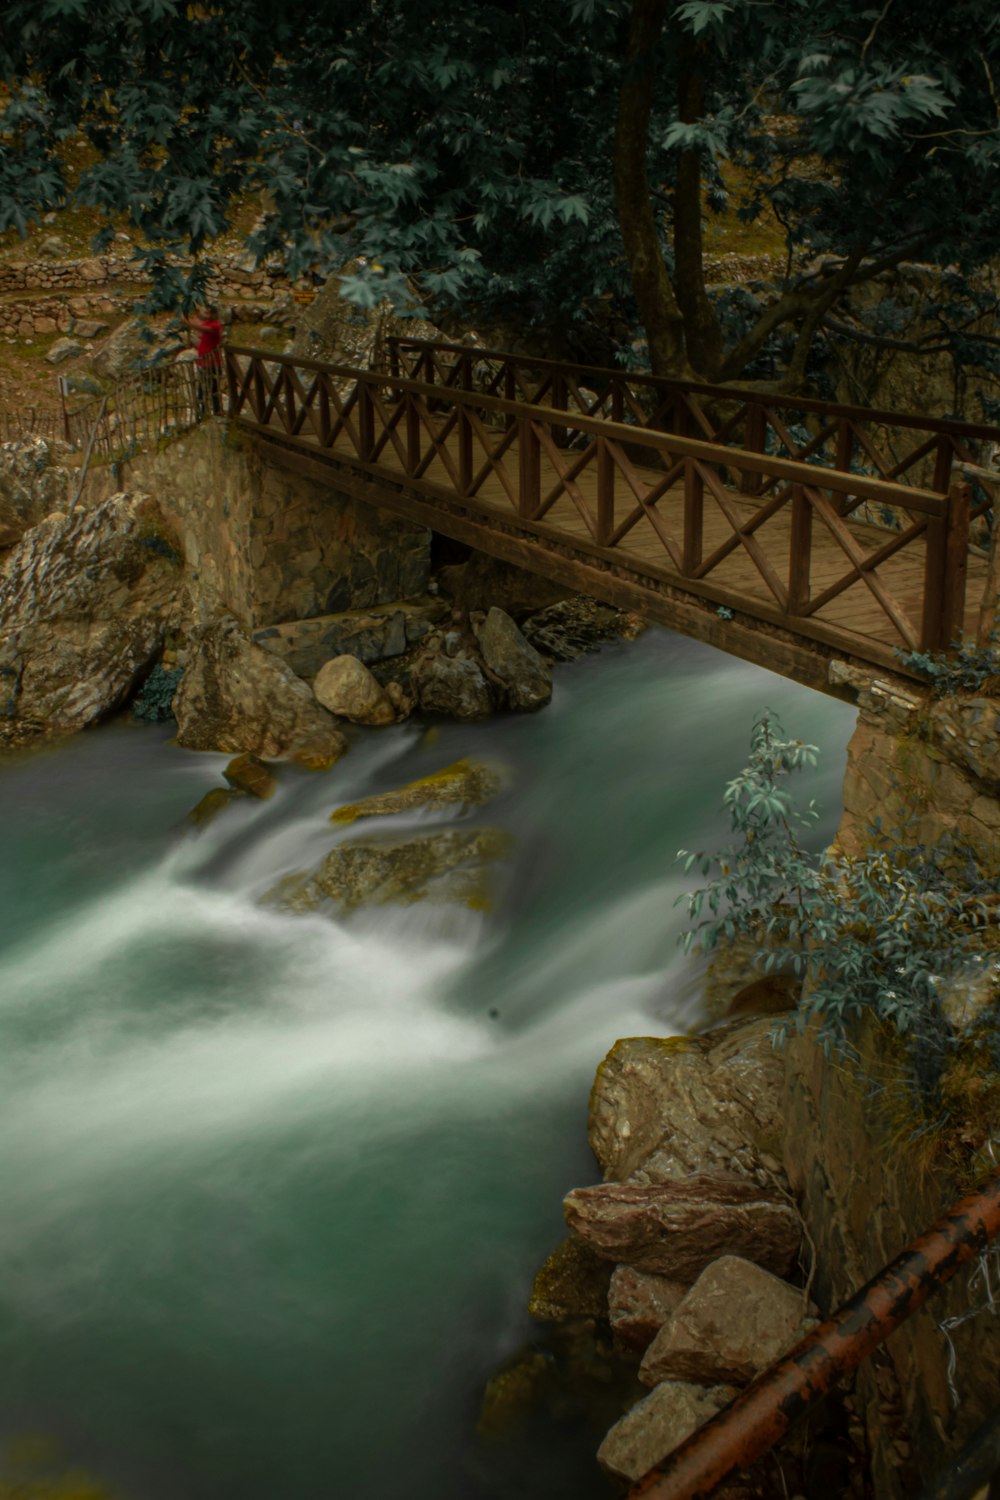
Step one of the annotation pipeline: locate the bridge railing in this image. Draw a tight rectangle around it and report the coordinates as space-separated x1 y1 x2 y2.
225 344 980 662
387 335 999 502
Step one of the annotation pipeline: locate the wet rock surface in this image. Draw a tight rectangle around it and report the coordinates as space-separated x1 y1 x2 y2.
173 614 349 763
563 1176 803 1281
607 1266 688 1359
264 826 513 915
472 607 552 711
330 758 503 825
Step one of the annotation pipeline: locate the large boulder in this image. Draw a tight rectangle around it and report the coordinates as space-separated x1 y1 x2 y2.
528 1236 614 1323
173 615 349 764
563 1177 802 1281
410 648 496 719
473 607 552 710
587 1020 786 1185
313 654 395 725
596 1380 735 1483
252 599 445 678
264 826 512 914
0 491 181 731
638 1256 815 1387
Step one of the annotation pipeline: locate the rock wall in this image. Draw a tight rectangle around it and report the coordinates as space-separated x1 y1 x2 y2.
97 423 431 631
783 670 1000 1500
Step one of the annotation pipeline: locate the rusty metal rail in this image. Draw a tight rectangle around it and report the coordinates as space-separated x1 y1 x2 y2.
629 1172 1000 1500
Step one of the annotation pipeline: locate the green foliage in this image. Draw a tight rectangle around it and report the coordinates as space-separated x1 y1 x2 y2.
896 636 1000 696
132 662 182 721
677 711 998 1117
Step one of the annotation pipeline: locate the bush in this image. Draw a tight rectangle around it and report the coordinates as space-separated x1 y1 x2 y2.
132 662 183 721
677 711 999 1126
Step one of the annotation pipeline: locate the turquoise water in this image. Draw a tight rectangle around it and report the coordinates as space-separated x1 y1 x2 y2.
0 628 856 1499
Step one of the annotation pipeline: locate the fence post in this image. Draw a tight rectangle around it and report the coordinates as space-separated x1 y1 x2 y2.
551 371 568 448
518 416 540 519
932 436 955 494
834 418 854 515
788 483 812 614
682 459 703 575
940 480 971 648
405 393 421 475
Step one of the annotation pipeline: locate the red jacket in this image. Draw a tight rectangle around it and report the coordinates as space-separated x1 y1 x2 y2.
196 319 224 366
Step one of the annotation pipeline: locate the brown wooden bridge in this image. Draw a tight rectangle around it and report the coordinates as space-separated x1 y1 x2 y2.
220 337 999 699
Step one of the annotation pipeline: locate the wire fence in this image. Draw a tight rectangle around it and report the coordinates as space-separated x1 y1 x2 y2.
1 360 208 461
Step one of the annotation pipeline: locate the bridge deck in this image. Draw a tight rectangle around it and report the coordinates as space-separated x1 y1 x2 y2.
287 418 987 663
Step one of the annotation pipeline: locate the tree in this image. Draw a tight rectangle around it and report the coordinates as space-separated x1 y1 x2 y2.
2 0 1000 390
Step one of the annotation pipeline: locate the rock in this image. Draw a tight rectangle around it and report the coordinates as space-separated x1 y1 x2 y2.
0 436 73 537
313 654 395 725
928 696 1000 792
72 318 109 340
597 1381 736 1482
0 523 21 549
410 648 495 719
473 607 553 710
529 1236 613 1323
639 1256 815 1387
330 758 502 824
252 601 445 679
563 1177 803 1281
384 679 415 719
45 337 83 364
608 1266 688 1358
37 234 72 259
87 316 171 382
588 1020 787 1186
0 492 181 730
222 753 277 799
521 596 646 661
173 615 349 763
188 787 245 827
264 826 512 914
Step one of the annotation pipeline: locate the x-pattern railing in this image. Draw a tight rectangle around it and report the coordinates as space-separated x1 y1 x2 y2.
226 343 992 663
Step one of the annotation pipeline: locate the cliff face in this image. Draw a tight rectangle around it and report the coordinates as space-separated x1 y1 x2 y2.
783 672 1000 1499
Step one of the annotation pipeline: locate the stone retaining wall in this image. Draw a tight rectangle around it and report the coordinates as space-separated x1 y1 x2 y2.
91 422 430 631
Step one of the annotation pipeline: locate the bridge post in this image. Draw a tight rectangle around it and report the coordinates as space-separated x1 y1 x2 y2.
405 394 421 475
357 381 375 461
682 459 703 575
596 437 615 545
457 399 473 495
834 419 854 515
922 482 971 650
740 403 767 494
788 483 813 614
518 416 541 519
932 436 956 494
551 372 568 448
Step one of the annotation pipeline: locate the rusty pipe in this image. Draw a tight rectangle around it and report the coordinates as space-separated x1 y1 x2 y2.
629 1171 1000 1500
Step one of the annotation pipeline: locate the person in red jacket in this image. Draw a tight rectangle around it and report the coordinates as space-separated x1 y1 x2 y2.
185 305 225 415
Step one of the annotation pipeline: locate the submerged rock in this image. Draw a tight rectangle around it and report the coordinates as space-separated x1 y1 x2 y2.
529 1236 613 1324
638 1256 815 1387
330 758 503 824
223 753 277 800
264 826 512 914
563 1176 802 1281
173 615 349 764
188 787 246 827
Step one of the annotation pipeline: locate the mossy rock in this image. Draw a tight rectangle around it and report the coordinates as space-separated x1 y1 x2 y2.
330 757 503 824
188 786 246 827
529 1235 613 1323
265 826 513 914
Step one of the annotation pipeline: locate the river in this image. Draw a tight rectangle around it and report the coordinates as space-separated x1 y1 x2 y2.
0 627 856 1499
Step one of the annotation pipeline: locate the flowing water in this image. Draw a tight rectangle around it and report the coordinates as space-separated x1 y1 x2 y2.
0 628 857 1500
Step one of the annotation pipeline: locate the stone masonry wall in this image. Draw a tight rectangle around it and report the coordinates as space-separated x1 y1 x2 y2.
783 673 1000 1500
90 423 431 632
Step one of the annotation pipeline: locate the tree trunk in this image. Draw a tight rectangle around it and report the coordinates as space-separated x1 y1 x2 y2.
613 0 688 377
673 53 724 379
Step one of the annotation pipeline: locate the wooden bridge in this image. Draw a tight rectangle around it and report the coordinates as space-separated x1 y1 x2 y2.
221 337 999 699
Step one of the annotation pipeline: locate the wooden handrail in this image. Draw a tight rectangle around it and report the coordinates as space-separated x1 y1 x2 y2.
388 335 1000 444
